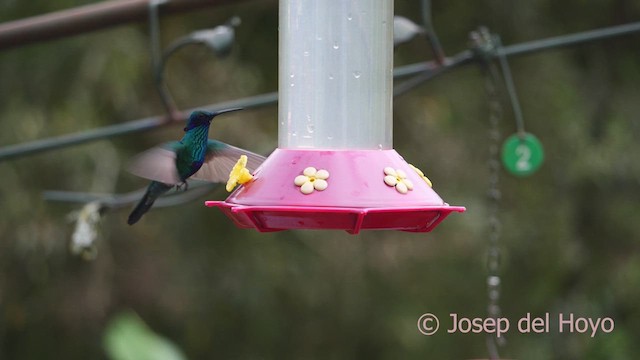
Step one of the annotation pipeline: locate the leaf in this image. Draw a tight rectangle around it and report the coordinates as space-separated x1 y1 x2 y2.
103 311 187 360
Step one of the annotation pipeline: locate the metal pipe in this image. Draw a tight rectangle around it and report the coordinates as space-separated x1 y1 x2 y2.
0 0 242 50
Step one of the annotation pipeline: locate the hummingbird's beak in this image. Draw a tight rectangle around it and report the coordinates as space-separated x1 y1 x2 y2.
213 107 243 118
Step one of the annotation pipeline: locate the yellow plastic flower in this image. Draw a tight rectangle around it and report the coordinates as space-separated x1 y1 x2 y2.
294 167 329 194
383 167 414 194
226 155 254 192
408 164 433 187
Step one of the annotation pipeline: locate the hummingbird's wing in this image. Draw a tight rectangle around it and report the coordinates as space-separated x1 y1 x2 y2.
190 140 266 183
127 142 182 185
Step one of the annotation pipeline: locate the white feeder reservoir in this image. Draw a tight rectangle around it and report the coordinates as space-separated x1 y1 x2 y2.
207 0 464 233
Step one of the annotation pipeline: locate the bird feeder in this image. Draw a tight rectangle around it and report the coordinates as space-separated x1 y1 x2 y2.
206 0 464 233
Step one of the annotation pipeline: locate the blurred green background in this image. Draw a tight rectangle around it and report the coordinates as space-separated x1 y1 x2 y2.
1 0 640 359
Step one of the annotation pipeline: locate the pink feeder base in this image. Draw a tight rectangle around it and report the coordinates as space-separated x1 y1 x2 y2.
205 148 465 234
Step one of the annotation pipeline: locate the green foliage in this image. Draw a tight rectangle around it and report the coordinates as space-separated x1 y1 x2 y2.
103 311 187 360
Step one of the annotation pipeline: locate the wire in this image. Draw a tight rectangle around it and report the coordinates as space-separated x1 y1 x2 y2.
502 21 640 57
1 21 640 162
393 50 474 97
44 182 217 209
421 0 446 64
495 35 526 137
0 59 433 162
393 20 640 101
58 182 218 258
0 92 278 161
148 0 180 117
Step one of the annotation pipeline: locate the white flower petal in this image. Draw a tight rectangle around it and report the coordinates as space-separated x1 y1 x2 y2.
303 167 317 177
403 178 414 190
396 181 408 194
314 179 328 191
384 167 396 176
315 169 330 180
300 181 315 194
396 169 407 179
384 175 398 187
294 175 309 186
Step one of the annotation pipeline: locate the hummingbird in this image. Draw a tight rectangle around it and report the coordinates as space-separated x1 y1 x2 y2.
127 108 265 225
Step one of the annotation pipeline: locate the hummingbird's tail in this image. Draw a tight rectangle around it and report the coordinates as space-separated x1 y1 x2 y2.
127 192 154 225
127 181 172 225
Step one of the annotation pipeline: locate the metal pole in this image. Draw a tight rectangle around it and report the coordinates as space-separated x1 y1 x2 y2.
0 0 242 51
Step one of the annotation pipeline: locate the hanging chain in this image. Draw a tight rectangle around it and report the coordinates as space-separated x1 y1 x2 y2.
471 27 506 360
485 61 506 360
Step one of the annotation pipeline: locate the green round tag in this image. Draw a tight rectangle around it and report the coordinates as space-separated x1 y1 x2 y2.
501 133 544 176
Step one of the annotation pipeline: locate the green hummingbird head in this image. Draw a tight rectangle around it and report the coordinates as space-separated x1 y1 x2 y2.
183 108 243 131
